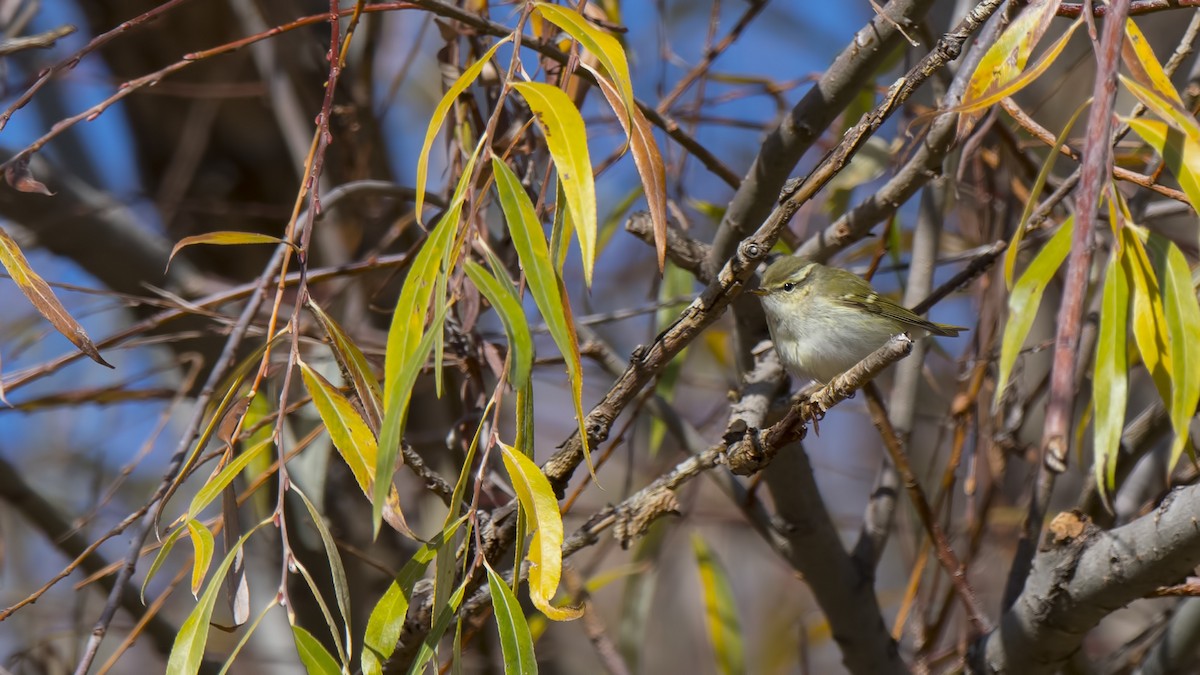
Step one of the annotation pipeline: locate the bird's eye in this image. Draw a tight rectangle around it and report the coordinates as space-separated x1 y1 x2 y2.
782 282 795 292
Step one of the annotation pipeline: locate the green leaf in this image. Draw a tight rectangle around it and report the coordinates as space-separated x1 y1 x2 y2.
1151 236 1200 470
185 519 215 598
166 520 268 675
484 560 538 675
0 225 111 367
142 525 185 603
511 82 597 286
185 437 272 519
491 158 593 479
362 518 465 675
500 442 581 621
464 261 534 391
378 148 480 537
1093 253 1129 505
293 485 353 657
996 216 1075 401
299 359 378 498
376 303 446 537
291 625 343 675
414 36 511 223
1006 100 1089 288
405 580 467 675
167 231 289 270
691 534 745 675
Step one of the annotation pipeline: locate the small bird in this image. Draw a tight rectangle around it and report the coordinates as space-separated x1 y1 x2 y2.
751 257 966 383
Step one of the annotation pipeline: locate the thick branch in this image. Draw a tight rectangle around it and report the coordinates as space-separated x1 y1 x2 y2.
971 497 1200 673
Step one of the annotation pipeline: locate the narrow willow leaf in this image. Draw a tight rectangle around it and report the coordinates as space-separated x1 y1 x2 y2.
1122 227 1173 405
167 231 288 270
308 299 383 430
293 485 353 657
184 437 273 519
185 519 215 598
650 263 692 456
378 149 480 537
166 521 268 675
376 304 447 537
142 525 185 603
1094 254 1129 506
996 217 1075 401
162 334 285 520
956 18 1082 117
534 2 634 115
1125 117 1200 225
362 518 465 675
499 442 582 621
491 158 593 479
406 581 467 675
963 0 1062 105
414 35 511 223
1006 100 1089 289
240 392 275 518
549 181 575 274
1123 18 1186 106
290 556 348 666
291 625 342 675
1120 76 1200 144
299 359 377 498
464 261 533 391
218 597 279 675
511 82 597 286
691 534 746 675
618 521 667 665
584 63 668 273
1151 236 1200 470
484 560 538 675
0 225 112 367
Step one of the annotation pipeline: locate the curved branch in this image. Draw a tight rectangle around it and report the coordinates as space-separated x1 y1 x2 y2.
970 493 1200 674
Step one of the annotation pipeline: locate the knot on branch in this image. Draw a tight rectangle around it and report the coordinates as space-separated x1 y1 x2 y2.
1044 510 1096 550
613 486 680 548
725 423 768 476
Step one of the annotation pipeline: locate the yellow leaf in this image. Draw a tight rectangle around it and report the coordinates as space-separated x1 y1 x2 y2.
512 81 597 287
691 534 745 675
0 225 111 368
1122 226 1172 406
960 0 1069 113
299 359 378 498
186 519 215 599
167 231 288 270
1123 18 1185 107
1125 117 1200 235
500 443 581 621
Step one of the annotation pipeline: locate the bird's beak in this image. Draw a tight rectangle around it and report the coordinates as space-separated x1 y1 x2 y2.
749 287 767 296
